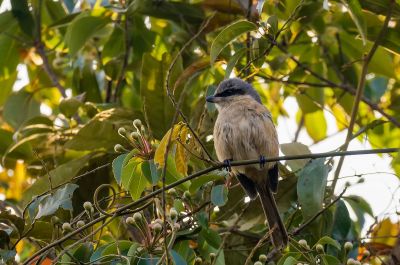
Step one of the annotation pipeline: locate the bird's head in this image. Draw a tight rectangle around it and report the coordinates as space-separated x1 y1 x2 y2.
206 78 261 109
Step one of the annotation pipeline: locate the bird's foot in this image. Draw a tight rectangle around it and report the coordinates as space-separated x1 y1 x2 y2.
259 155 266 168
223 159 233 172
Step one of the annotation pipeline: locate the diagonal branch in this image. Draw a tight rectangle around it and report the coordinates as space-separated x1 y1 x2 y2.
330 0 395 195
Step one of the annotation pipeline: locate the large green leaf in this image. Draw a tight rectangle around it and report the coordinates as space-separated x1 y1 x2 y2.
140 53 175 140
35 183 79 219
210 20 258 64
280 142 312 171
65 13 110 56
10 0 35 37
3 90 41 129
121 158 149 200
332 200 351 240
112 153 128 185
0 34 19 78
297 158 329 220
342 0 367 44
211 184 228 207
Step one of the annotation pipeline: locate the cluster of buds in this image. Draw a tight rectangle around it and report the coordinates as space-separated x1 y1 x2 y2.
114 119 153 160
126 212 164 248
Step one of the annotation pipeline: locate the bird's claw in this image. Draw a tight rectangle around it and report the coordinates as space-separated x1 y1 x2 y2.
259 155 266 168
223 159 232 172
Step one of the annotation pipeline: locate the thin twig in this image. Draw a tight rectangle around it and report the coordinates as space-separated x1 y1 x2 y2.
330 1 394 195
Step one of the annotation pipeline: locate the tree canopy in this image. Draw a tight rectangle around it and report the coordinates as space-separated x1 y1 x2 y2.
0 0 400 264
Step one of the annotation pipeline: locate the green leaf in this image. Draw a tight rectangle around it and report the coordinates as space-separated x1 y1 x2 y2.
65 13 109 56
282 256 298 265
22 154 93 206
10 0 35 37
170 250 187 265
280 142 312 171
0 250 16 263
140 53 175 139
297 158 329 220
315 236 341 250
211 184 228 206
332 200 351 240
112 153 128 185
59 95 84 118
200 227 221 249
102 25 125 64
210 20 258 64
141 160 160 185
224 48 246 78
342 0 367 44
304 110 327 142
267 15 278 35
3 90 41 129
189 174 224 193
61 242 93 263
365 76 388 103
0 211 24 236
322 255 341 265
35 183 79 219
121 158 149 200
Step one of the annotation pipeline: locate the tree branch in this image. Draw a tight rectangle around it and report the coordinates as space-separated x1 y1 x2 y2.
330 1 394 195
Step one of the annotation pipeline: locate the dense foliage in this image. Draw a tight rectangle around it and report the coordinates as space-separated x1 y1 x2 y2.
0 0 400 264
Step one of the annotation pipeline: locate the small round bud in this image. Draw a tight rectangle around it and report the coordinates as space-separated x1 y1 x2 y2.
183 191 191 200
118 127 126 136
62 222 72 232
83 201 93 211
298 239 308 248
51 216 60 225
209 252 216 260
296 263 303 265
153 223 162 233
76 220 85 228
220 221 229 227
130 131 140 139
168 188 177 196
126 217 135 225
259 254 267 262
362 250 370 257
254 262 262 265
174 223 181 230
347 258 360 265
114 144 125 153
133 212 143 222
316 244 324 253
169 208 178 220
344 242 353 251
133 119 142 128
194 257 202 264
154 218 163 225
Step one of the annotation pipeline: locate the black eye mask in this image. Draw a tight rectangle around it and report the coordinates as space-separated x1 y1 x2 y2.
215 88 246 97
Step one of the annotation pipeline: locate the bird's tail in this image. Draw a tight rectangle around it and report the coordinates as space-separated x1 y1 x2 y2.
256 184 288 249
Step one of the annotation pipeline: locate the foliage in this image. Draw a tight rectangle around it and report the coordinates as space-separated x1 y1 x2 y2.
0 0 400 264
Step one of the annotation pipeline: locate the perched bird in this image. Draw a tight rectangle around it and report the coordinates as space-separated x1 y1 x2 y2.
206 78 288 248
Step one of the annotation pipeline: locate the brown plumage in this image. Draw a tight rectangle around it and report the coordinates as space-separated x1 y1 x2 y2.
206 78 288 249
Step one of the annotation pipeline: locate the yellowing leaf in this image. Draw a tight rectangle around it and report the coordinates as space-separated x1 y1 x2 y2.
154 123 184 168
175 126 189 175
6 160 26 200
304 110 327 142
371 218 399 247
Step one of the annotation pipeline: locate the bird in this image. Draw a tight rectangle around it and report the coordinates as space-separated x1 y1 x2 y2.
206 78 288 248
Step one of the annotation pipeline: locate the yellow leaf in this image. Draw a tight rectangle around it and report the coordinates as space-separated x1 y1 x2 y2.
154 123 183 168
6 160 26 200
175 127 189 175
304 110 327 142
371 218 398 247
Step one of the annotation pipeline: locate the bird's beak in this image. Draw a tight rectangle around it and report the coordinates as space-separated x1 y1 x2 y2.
206 96 219 103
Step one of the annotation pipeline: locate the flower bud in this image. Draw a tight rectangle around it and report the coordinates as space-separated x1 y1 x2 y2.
154 218 163 225
298 239 308 248
169 208 178 220
114 144 125 153
344 242 353 252
126 217 135 225
254 262 262 265
133 119 142 129
83 201 93 211
118 127 126 137
220 221 229 227
130 131 140 139
76 220 85 228
51 216 60 225
133 212 142 222
183 191 191 200
174 223 181 230
362 250 370 257
153 223 162 233
209 252 216 261
347 258 360 265
316 244 324 253
194 257 202 264
62 222 72 232
259 254 267 262
168 188 177 196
